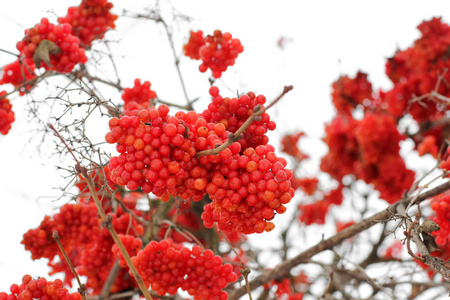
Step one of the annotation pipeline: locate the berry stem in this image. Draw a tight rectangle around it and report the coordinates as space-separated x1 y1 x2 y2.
196 85 294 157
53 231 87 300
219 230 253 300
83 170 154 300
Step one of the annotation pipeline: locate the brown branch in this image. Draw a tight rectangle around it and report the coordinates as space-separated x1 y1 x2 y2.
228 180 450 299
196 85 294 157
53 231 87 300
99 261 121 300
402 203 450 281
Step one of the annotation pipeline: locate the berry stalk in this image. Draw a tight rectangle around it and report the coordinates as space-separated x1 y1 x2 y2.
82 169 154 300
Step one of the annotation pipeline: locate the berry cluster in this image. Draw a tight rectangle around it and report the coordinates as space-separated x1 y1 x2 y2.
105 105 208 201
0 275 81 300
184 30 243 78
201 87 276 150
22 199 143 294
264 272 310 300
297 184 343 225
320 112 415 203
58 0 118 47
417 135 439 158
280 131 308 162
290 176 319 195
201 145 294 234
383 18 450 122
379 240 403 260
131 240 238 299
183 30 205 60
121 79 157 116
16 18 88 73
0 59 36 95
0 92 15 135
331 71 374 114
106 87 293 234
430 193 450 252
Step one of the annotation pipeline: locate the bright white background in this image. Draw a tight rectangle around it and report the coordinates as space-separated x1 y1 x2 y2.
1 0 450 298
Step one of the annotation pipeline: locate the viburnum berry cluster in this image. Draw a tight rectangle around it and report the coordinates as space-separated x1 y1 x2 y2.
331 71 374 114
16 18 88 73
105 86 293 234
280 131 309 163
0 275 81 300
184 30 205 60
297 184 343 225
0 92 15 135
58 0 118 47
320 103 415 204
384 17 450 123
121 78 158 115
22 199 143 294
0 59 36 95
184 30 244 78
131 240 237 299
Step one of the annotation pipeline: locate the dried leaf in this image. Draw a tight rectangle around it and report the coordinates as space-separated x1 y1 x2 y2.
421 232 440 253
33 40 61 68
418 219 440 234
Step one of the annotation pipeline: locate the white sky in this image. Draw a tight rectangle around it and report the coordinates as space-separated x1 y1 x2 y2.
1 0 450 298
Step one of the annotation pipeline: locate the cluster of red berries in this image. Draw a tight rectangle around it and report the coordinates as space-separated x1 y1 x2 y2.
320 112 415 203
201 86 276 150
297 184 343 225
183 30 205 60
58 0 118 47
16 18 88 73
184 30 244 78
105 105 208 201
121 79 157 116
131 240 237 299
290 176 318 195
379 240 403 260
201 145 294 234
417 135 439 158
280 131 309 163
263 272 310 300
22 199 143 294
0 92 15 135
0 275 81 300
331 71 374 114
0 59 36 95
106 86 293 234
430 193 450 252
384 17 450 123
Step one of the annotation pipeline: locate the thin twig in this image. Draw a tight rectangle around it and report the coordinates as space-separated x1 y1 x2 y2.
219 231 252 300
48 124 153 300
53 231 87 300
